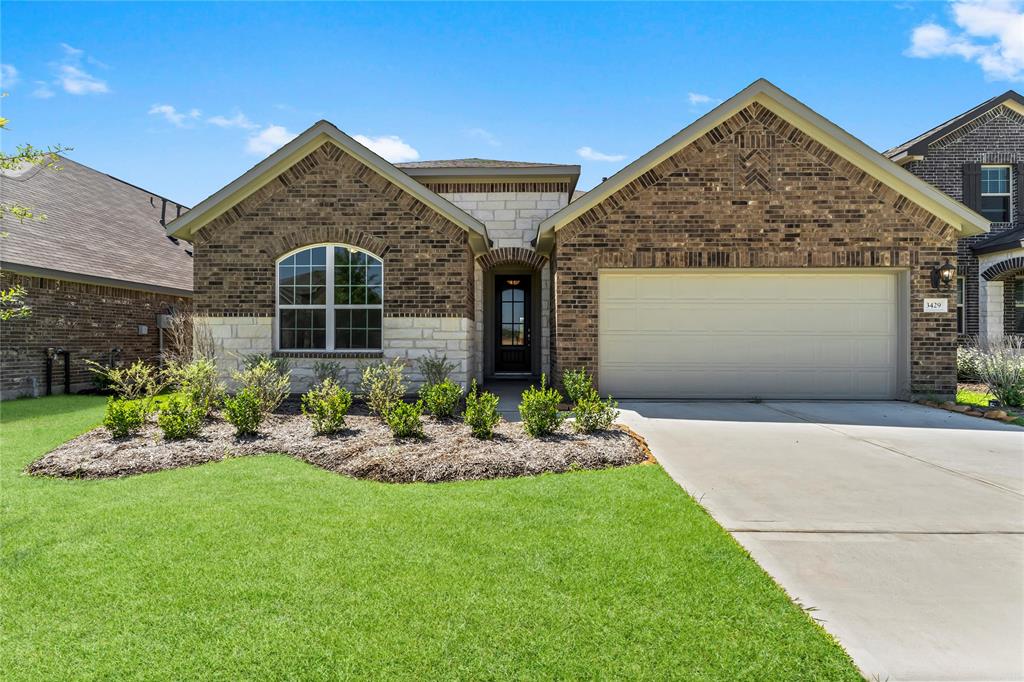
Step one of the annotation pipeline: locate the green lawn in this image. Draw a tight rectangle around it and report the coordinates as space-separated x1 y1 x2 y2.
957 386 993 408
1 395 859 680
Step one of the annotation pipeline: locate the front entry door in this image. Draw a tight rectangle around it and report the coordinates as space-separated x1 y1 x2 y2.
495 275 531 373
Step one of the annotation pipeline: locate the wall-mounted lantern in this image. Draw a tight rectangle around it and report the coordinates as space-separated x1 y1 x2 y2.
930 259 956 289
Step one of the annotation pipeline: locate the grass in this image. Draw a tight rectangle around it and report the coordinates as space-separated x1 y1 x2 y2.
1 395 860 680
956 385 1024 426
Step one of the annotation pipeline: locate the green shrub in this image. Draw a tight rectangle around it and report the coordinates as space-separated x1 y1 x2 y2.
301 379 353 435
572 389 619 434
518 374 564 437
312 360 343 387
561 367 593 404
957 344 982 381
463 380 501 439
359 357 407 417
976 336 1024 408
385 400 424 439
223 387 263 437
420 379 462 418
231 359 290 414
165 358 223 413
416 352 457 387
242 353 291 375
88 359 165 417
103 398 146 438
157 394 205 440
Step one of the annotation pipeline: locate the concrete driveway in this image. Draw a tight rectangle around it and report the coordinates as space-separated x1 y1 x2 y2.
619 401 1024 682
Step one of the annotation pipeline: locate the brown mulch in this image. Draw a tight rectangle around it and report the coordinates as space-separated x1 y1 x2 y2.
26 405 648 483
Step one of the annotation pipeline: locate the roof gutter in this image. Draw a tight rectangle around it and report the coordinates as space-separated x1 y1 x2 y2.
2 261 193 298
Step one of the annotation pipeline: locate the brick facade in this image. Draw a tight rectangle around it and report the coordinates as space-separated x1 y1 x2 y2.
901 104 1024 338
551 102 960 397
191 141 476 319
0 272 189 398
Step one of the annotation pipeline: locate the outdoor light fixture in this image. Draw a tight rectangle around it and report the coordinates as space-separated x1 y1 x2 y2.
931 259 956 289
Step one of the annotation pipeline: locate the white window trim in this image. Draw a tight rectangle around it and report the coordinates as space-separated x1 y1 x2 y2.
274 243 384 353
956 275 965 335
981 164 1012 222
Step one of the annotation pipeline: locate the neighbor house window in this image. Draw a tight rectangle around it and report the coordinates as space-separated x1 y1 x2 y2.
276 245 383 351
956 276 965 335
980 165 1012 222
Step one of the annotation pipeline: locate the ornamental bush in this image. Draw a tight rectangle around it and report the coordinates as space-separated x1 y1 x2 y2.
957 344 983 382
103 398 146 438
385 400 424 439
420 378 462 419
976 336 1024 408
359 357 407 417
518 374 564 437
415 352 457 387
231 359 290 415
463 380 500 439
301 379 353 435
165 358 223 414
223 387 263 437
572 389 619 434
561 367 593 404
88 359 164 417
157 394 205 440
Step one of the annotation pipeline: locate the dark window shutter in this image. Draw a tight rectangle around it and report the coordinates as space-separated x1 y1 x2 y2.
962 163 981 211
1017 162 1024 224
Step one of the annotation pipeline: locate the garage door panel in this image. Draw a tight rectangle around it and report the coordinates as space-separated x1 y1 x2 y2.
598 271 901 399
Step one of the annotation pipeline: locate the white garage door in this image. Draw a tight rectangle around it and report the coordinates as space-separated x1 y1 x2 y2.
598 270 902 399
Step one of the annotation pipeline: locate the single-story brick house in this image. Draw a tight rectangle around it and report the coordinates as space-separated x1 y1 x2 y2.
167 80 988 400
0 157 192 399
884 90 1023 343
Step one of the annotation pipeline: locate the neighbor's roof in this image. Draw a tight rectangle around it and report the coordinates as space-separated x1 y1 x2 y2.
972 225 1024 255
535 78 990 252
396 158 566 169
0 156 193 295
165 121 492 254
884 90 1024 163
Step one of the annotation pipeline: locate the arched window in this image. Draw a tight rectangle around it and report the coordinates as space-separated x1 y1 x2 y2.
276 244 383 351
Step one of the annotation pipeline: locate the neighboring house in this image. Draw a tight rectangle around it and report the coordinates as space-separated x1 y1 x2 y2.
167 79 987 401
885 90 1024 343
0 157 192 399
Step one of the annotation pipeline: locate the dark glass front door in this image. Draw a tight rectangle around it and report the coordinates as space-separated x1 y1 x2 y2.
495 275 531 373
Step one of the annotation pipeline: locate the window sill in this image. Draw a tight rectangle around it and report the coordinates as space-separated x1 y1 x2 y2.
271 350 384 360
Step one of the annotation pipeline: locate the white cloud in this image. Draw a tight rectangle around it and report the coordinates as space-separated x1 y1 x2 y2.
246 124 297 155
466 127 500 147
31 81 55 99
149 104 201 128
208 112 259 130
353 134 420 162
687 92 722 107
907 0 1024 81
0 64 18 89
53 44 109 94
576 146 626 162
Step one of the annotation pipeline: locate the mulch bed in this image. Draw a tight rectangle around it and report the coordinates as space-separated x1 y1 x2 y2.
26 402 649 483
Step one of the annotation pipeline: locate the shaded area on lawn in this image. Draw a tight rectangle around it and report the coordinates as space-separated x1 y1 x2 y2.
1 395 860 681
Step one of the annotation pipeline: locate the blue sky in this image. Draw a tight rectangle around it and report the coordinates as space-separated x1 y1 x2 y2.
2 1 1021 205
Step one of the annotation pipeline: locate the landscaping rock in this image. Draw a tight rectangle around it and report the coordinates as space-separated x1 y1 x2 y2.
948 404 970 413
966 410 984 417
984 410 1008 420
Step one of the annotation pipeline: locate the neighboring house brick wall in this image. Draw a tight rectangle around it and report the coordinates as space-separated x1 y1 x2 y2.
0 272 188 399
902 105 1024 338
551 102 960 397
190 141 477 390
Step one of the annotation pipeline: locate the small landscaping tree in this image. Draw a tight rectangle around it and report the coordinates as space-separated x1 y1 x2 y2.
519 374 564 437
301 379 353 435
463 380 500 439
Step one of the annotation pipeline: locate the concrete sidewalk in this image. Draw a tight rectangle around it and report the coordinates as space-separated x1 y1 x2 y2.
619 401 1024 681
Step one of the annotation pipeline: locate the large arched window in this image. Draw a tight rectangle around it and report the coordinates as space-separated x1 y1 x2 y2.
276 244 383 351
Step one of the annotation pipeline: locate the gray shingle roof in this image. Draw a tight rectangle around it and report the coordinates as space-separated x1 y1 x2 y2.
972 225 1024 255
395 158 565 169
1 156 193 294
884 90 1023 159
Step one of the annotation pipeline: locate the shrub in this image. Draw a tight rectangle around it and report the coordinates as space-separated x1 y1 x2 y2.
385 400 424 439
561 368 593 404
231 359 291 414
312 361 343 387
518 374 564 437
223 387 263 437
420 379 462 419
241 353 291 375
87 359 165 416
165 358 222 413
359 357 407 417
416 353 457 387
957 344 983 382
463 380 501 439
103 398 145 438
301 379 353 435
976 336 1024 408
572 389 620 434
157 394 205 440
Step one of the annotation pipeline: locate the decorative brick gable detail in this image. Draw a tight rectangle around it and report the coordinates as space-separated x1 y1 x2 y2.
192 141 475 319
552 102 960 397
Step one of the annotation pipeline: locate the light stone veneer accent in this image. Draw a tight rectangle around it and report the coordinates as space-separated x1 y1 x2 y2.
977 248 1024 341
441 191 568 249
200 316 472 393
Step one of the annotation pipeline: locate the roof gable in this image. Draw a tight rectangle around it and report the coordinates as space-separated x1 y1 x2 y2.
536 79 989 252
165 121 491 254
